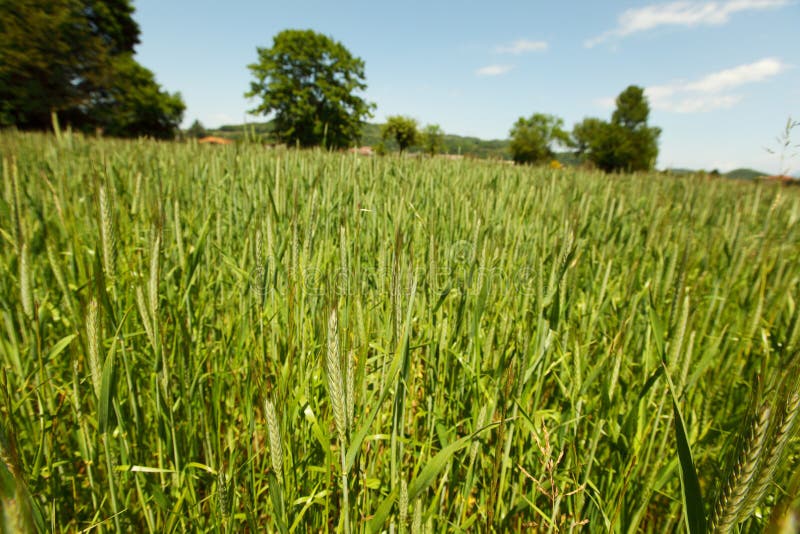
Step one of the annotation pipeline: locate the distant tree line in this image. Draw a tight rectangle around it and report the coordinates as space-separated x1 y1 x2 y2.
510 86 661 172
376 117 445 155
2 9 660 170
0 0 184 138
244 29 661 169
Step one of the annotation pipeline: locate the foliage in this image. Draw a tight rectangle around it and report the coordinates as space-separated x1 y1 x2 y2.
2 130 799 531
246 29 374 149
421 124 445 156
187 120 207 139
609 86 660 171
0 0 108 129
572 85 661 173
361 122 511 159
0 0 184 138
381 115 419 153
91 54 185 139
572 117 605 158
373 140 387 156
587 121 658 173
612 85 650 130
509 113 570 165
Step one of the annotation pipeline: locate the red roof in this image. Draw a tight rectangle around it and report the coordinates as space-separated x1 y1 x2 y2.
198 136 233 145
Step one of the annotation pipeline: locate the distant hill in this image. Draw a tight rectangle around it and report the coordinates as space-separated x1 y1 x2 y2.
665 167 768 180
725 168 766 180
664 168 694 176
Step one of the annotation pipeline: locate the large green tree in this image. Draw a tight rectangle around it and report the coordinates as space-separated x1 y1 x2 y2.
572 85 660 172
246 29 374 149
509 113 570 165
382 116 419 153
0 0 184 137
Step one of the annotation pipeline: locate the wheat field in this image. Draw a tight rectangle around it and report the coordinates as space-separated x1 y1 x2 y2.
0 130 798 532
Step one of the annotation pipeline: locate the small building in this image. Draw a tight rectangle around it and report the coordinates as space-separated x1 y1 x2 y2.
198 136 233 145
349 146 374 156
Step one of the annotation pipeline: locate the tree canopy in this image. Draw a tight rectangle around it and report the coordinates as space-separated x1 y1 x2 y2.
421 124 445 156
0 0 184 138
612 85 650 130
572 85 661 172
187 120 208 139
382 116 419 153
91 54 186 139
246 29 374 149
572 117 605 158
509 113 571 165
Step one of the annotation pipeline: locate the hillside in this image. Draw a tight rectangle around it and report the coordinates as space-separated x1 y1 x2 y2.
664 167 768 179
725 167 767 180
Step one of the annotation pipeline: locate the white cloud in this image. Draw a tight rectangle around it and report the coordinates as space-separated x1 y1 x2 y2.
586 0 790 47
475 64 514 77
658 94 742 113
599 57 786 113
684 57 785 92
594 97 616 109
495 39 548 54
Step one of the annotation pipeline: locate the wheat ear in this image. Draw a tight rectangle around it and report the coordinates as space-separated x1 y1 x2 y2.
738 380 800 520
326 310 350 534
99 184 116 280
264 397 284 484
709 402 772 532
86 299 102 398
326 311 347 442
19 243 33 320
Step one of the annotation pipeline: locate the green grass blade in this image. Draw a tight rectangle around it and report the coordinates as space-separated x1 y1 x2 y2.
98 346 116 435
661 352 706 534
671 398 706 533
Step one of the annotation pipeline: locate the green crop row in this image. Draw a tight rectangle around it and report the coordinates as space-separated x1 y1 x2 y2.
0 130 798 532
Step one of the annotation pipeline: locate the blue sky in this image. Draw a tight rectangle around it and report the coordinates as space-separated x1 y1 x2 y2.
133 0 799 173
